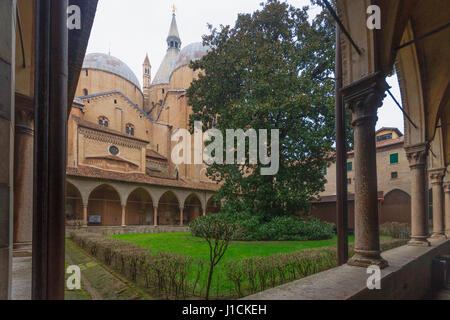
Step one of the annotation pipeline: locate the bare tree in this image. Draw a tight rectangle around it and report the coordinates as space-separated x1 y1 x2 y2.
191 216 238 300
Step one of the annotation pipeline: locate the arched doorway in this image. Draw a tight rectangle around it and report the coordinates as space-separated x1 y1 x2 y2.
380 189 411 224
126 188 154 225
66 182 83 224
158 191 180 225
184 194 202 225
87 184 122 226
206 197 221 215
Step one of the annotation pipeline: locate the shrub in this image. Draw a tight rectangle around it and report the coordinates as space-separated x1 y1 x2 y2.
192 213 334 241
68 231 195 299
380 222 411 239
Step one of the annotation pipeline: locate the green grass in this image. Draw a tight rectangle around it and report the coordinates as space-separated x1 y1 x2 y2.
109 232 355 298
110 232 353 261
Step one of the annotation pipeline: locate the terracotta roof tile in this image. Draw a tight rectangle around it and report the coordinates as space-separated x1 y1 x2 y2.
146 149 167 160
67 165 220 192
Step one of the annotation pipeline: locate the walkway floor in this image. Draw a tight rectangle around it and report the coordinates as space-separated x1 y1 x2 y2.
11 256 32 300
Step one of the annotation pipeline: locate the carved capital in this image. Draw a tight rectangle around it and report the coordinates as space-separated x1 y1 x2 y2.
444 182 450 193
15 108 34 135
429 168 445 185
341 72 389 127
405 143 429 168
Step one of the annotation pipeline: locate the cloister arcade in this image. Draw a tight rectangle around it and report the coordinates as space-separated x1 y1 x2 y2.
66 178 219 227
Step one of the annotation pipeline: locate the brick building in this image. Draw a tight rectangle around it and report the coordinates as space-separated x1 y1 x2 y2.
66 12 220 229
311 127 413 227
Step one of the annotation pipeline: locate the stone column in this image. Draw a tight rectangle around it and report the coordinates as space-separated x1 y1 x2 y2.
343 73 388 269
0 0 16 300
180 207 184 226
13 108 34 254
405 143 430 246
429 168 446 239
444 182 450 237
82 204 88 227
153 206 158 226
121 205 126 227
203 208 206 216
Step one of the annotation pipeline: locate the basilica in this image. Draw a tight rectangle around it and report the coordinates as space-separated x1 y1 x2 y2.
66 12 219 229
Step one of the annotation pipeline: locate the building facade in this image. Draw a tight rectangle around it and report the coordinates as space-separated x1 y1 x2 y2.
311 127 413 227
66 12 219 228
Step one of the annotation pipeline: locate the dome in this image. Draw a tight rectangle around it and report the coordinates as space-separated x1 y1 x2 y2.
151 49 179 86
83 53 141 89
174 42 209 70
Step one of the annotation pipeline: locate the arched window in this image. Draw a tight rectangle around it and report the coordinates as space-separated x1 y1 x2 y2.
83 88 88 96
98 116 109 128
126 123 135 136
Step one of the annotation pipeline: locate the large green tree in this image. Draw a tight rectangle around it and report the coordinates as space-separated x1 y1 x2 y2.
187 0 337 219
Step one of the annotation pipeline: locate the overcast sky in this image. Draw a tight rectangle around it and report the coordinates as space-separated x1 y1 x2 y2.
86 0 404 132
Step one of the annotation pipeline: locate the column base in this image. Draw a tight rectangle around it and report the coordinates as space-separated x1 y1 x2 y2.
347 252 388 269
13 242 32 257
430 233 447 240
408 237 431 247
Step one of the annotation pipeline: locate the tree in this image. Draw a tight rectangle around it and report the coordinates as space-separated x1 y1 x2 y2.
187 0 338 219
189 215 238 300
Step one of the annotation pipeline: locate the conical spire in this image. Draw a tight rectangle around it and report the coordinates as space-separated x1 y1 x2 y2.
143 53 150 66
166 11 181 50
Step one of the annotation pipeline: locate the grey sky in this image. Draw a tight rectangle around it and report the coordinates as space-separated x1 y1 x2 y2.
86 0 404 132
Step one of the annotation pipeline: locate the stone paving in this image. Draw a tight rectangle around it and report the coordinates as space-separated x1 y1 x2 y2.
11 256 32 300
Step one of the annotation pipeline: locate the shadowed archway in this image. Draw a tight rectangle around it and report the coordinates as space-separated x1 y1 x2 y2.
66 182 83 224
157 191 180 225
206 197 221 215
126 188 154 225
184 193 202 225
87 184 122 226
380 189 411 224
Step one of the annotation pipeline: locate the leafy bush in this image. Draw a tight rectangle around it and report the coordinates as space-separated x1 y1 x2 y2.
256 216 334 241
191 213 334 241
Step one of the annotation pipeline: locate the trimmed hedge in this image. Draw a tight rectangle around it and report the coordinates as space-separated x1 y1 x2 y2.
224 237 408 297
68 231 200 299
190 213 334 241
379 222 411 239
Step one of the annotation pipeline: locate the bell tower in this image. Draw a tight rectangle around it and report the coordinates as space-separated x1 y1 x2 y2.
143 53 151 89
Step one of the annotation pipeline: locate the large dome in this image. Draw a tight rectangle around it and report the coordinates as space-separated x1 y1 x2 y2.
174 42 209 70
83 53 141 89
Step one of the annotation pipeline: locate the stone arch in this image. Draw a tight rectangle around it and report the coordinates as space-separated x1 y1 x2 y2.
395 22 427 147
66 182 83 223
87 184 122 226
380 189 411 224
206 195 221 215
183 193 203 225
157 191 181 226
126 187 154 226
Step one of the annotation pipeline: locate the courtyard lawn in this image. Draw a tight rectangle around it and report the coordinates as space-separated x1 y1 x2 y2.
110 232 353 262
109 232 355 298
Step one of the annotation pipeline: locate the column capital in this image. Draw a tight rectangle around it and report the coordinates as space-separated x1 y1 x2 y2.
15 108 34 136
444 181 450 193
429 168 445 185
341 72 389 127
405 143 429 168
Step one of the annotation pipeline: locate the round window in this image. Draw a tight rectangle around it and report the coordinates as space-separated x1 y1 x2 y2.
109 145 120 156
